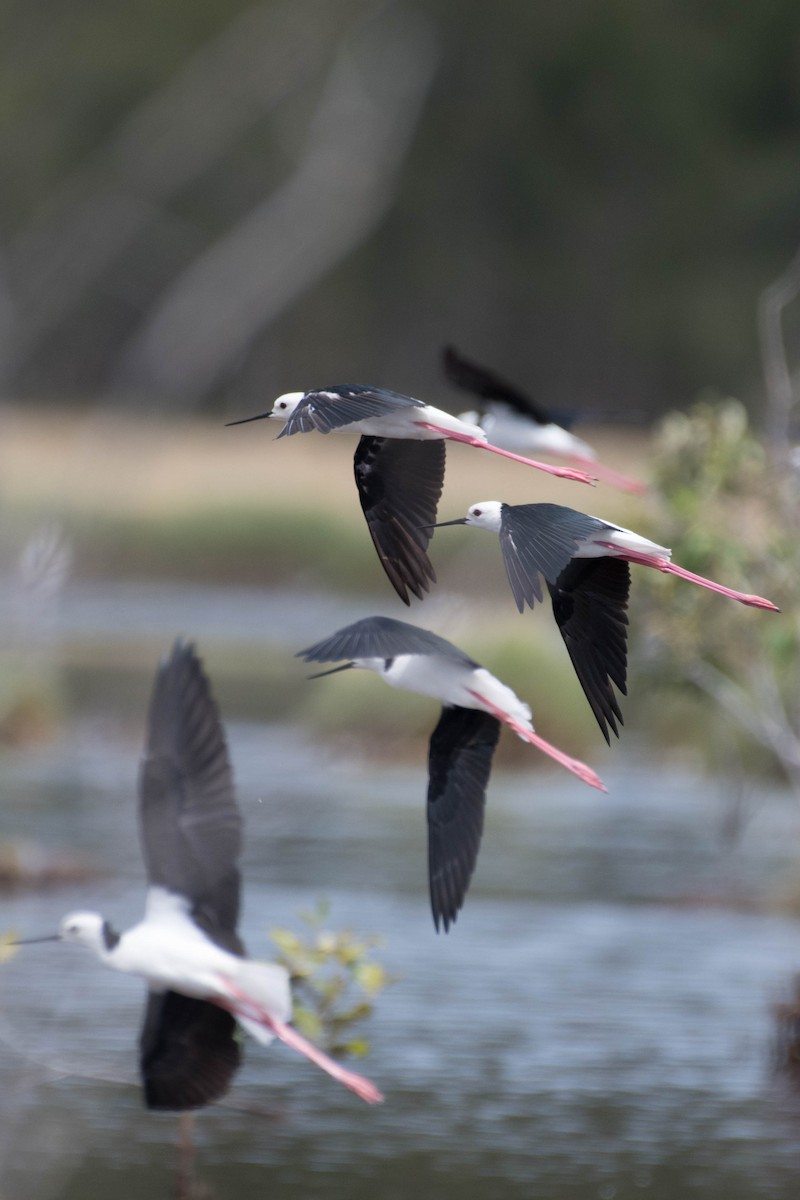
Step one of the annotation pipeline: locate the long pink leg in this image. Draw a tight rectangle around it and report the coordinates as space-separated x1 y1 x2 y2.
415 423 596 485
605 548 780 612
218 983 384 1105
467 691 607 793
570 455 646 494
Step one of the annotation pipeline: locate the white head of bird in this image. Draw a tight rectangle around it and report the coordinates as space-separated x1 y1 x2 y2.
58 911 111 952
462 501 504 531
432 500 505 533
269 392 304 421
15 910 117 956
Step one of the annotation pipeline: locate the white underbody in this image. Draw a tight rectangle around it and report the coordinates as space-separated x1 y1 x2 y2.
458 408 595 459
73 891 292 1034
112 891 244 996
356 655 533 728
354 405 487 440
575 521 671 560
272 393 487 442
463 501 671 561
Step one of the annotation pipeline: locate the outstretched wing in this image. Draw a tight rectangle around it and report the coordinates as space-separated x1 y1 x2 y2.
280 385 424 437
443 345 562 426
139 641 242 943
427 707 501 932
547 558 630 744
354 436 445 604
297 615 479 668
140 991 241 1111
500 503 606 611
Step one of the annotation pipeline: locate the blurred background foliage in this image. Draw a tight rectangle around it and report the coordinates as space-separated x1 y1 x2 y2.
1 0 800 416
633 397 799 784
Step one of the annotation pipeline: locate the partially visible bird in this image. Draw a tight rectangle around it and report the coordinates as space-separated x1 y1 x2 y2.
15 640 382 1109
297 615 606 932
443 345 645 493
430 500 780 742
227 383 594 605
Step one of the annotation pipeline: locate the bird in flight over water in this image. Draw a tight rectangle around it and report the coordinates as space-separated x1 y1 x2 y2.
15 640 382 1109
297 615 606 932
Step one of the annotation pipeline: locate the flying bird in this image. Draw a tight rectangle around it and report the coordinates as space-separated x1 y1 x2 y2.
443 345 645 493
15 640 382 1109
431 500 780 742
297 615 606 932
227 384 595 605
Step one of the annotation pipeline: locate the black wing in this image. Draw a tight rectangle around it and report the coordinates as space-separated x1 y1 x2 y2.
547 558 630 744
279 385 424 437
297 615 479 668
354 436 445 605
443 345 563 426
427 707 501 932
140 991 241 1111
139 641 242 944
500 503 607 611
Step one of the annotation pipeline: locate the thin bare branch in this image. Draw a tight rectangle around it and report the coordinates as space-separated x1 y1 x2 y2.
688 658 800 792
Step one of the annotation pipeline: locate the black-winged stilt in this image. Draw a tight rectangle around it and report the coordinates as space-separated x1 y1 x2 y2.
296 615 606 932
227 384 595 605
443 345 645 494
430 500 780 742
15 640 382 1109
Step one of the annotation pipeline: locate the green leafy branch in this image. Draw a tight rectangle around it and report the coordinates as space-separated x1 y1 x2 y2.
270 900 391 1060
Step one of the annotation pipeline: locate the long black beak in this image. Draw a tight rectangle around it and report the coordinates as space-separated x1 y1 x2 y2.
419 517 468 530
306 662 355 680
12 934 60 945
225 409 273 427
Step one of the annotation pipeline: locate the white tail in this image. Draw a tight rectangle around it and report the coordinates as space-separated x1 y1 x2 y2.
232 961 292 1045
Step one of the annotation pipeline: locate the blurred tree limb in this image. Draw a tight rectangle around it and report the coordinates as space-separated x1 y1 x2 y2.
114 7 437 399
758 245 800 458
3 0 436 399
8 0 360 377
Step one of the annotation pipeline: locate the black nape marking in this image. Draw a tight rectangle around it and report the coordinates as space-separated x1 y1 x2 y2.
384 657 395 670
102 920 120 951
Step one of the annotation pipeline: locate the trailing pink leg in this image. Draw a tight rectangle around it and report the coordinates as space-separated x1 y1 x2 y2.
415 423 596 485
571 455 646 494
467 691 607 793
218 983 384 1105
612 550 780 612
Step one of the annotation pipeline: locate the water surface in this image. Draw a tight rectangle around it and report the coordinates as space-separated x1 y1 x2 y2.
2 721 800 1199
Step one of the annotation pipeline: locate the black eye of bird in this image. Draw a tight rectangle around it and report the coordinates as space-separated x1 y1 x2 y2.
473 509 482 517
384 657 395 670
